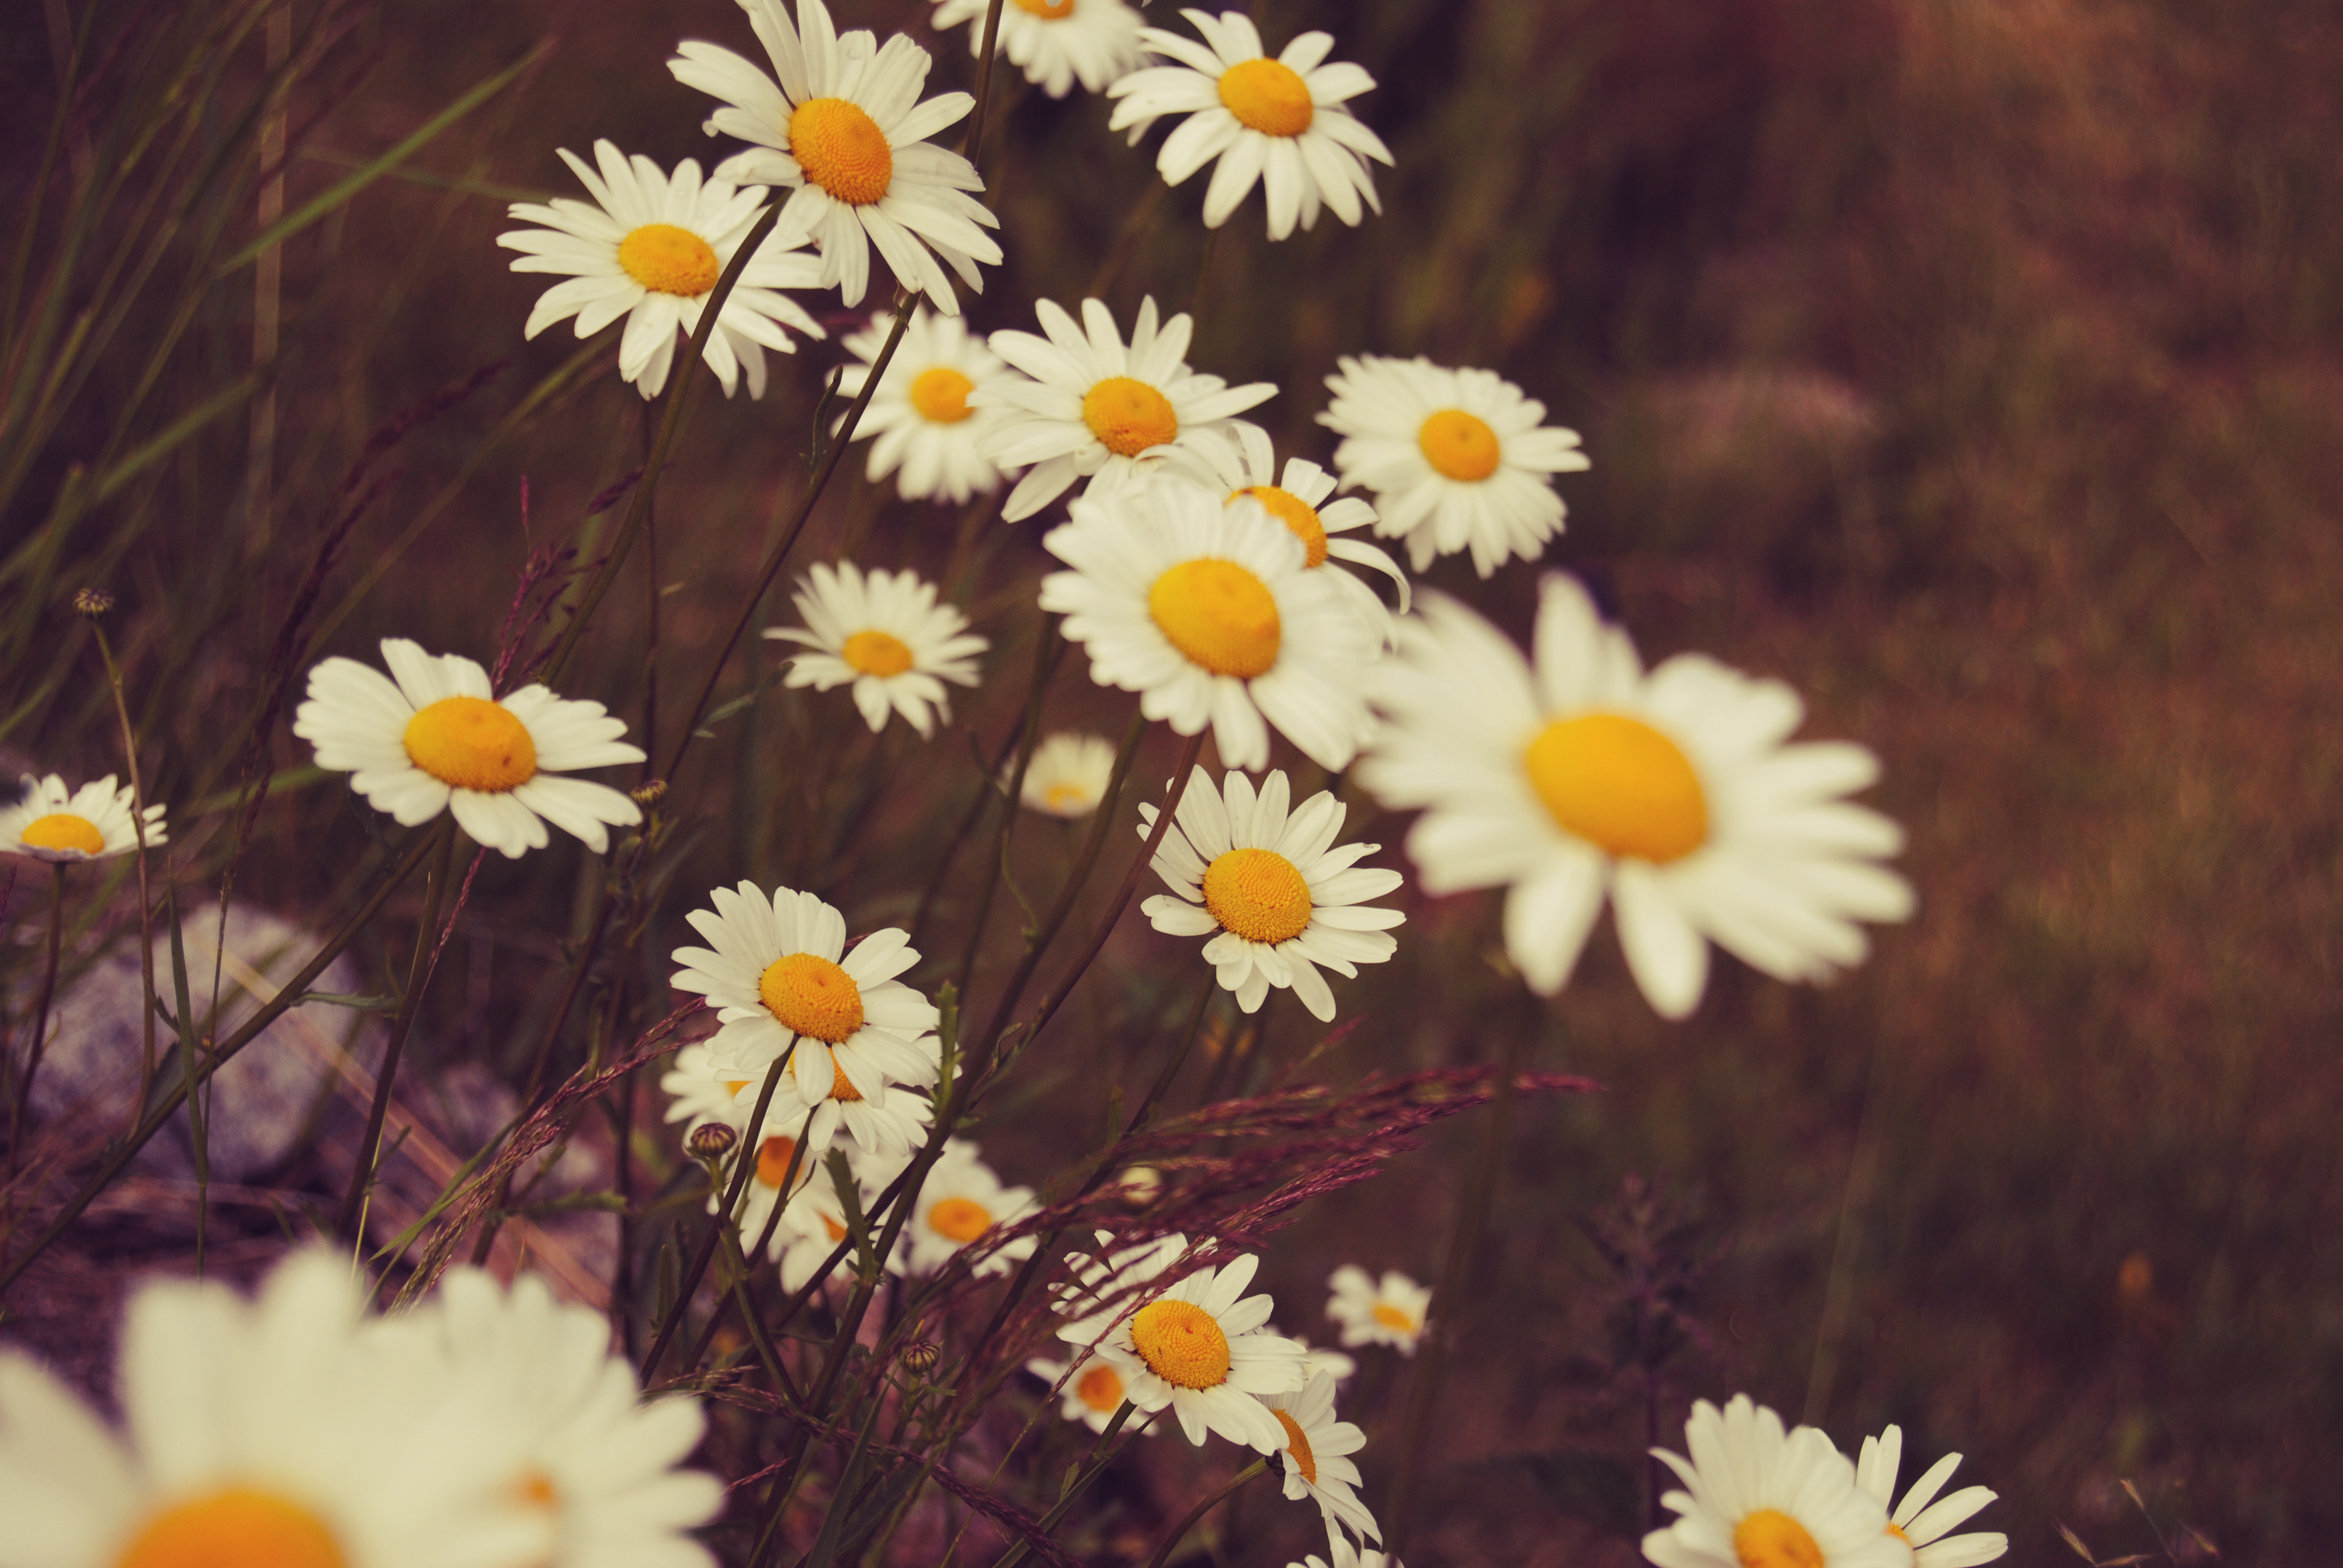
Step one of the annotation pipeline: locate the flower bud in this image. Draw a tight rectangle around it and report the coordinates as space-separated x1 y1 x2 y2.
686 1121 738 1161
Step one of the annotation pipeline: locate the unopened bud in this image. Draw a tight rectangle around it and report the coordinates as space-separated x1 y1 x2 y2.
1115 1166 1162 1211
686 1121 738 1161
899 1340 940 1373
629 779 668 808
74 588 115 619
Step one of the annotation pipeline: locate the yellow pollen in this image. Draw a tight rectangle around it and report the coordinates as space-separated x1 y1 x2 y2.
1129 1298 1232 1389
1075 1363 1124 1412
617 223 719 296
1371 1302 1416 1333
1044 782 1091 814
21 812 104 854
910 366 976 423
1218 58 1314 137
842 629 916 678
1886 1524 1913 1546
1734 1509 1824 1568
1147 558 1280 678
756 1135 799 1188
1418 408 1501 482
1273 1408 1319 1483
1234 485 1328 567
1014 0 1077 16
516 1470 559 1509
1524 713 1708 863
758 953 866 1042
402 696 537 793
1201 847 1312 945
790 97 893 205
1081 376 1178 456
116 1487 347 1568
928 1196 993 1243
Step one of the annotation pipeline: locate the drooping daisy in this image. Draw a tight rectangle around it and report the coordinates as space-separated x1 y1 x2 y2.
499 140 825 400
1643 1396 1910 1568
1357 577 1915 1020
1038 479 1376 771
833 308 1009 503
670 0 1004 313
1107 9 1392 241
292 638 645 858
0 773 166 863
1138 767 1404 1021
1020 732 1118 818
932 0 1146 99
1023 1354 1143 1434
900 1139 1039 1278
971 296 1276 522
1070 1252 1306 1451
1854 1426 2008 1568
764 561 988 738
1318 354 1590 578
1324 1265 1429 1355
1264 1371 1380 1555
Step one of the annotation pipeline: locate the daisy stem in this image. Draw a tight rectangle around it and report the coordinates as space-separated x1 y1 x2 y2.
985 1400 1139 1568
955 614 1061 996
1137 1456 1269 1568
960 0 1013 169
88 614 161 1134
679 1101 818 1376
4 864 67 1183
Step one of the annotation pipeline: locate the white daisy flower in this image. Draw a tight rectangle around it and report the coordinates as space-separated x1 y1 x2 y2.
1137 767 1403 1022
764 561 988 738
1358 577 1915 1019
1318 354 1590 578
670 0 1004 314
1038 478 1376 771
900 1140 1038 1278
932 0 1145 100
0 773 166 863
1107 10 1391 241
292 638 645 859
833 309 1009 503
746 1137 902 1292
1264 1371 1379 1555
1052 1228 1194 1344
1855 1426 2008 1568
660 1043 757 1137
1023 1354 1144 1434
1644 1395 1911 1568
1069 1252 1306 1451
498 140 825 400
1294 1335 1357 1385
1324 1265 1429 1356
1020 732 1118 818
971 295 1276 523
1293 1546 1400 1568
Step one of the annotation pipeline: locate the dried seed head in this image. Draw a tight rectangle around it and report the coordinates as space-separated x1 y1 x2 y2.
74 588 115 618
629 779 669 808
686 1122 738 1161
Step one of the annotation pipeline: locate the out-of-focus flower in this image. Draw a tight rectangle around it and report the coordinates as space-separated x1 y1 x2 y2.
931 0 1144 99
1324 1266 1429 1356
1024 1354 1143 1433
900 1138 1038 1278
1020 733 1118 818
765 561 986 738
1643 1395 1912 1568
834 309 1010 503
1070 1253 1306 1451
1854 1426 2009 1567
0 773 165 863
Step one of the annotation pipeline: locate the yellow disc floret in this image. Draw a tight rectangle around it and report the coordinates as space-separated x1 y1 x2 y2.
617 223 720 297
1147 559 1281 678
1418 408 1502 482
1372 1301 1417 1333
21 813 105 854
928 1196 993 1243
1202 847 1313 945
116 1487 347 1568
1524 713 1708 863
403 696 537 793
1234 486 1328 567
1129 1298 1232 1389
1273 1408 1319 1483
1734 1509 1824 1568
1081 376 1179 456
758 952 866 1042
842 629 916 678
1218 58 1314 138
1014 0 1077 15
756 1134 799 1188
790 98 894 206
910 366 976 423
1075 1362 1124 1412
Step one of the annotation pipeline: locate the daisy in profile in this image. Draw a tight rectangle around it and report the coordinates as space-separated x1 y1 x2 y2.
1264 1371 1379 1554
765 561 987 738
660 1042 757 1137
932 0 1145 99
833 309 1009 503
1319 354 1590 577
0 773 166 863
1023 1354 1144 1434
1325 1265 1429 1355
1854 1426 2008 1567
1358 577 1915 1019
899 1138 1038 1278
1644 1395 1910 1568
1107 10 1391 241
1070 1252 1306 1451
670 0 1003 313
1138 767 1403 1021
499 140 824 400
1038 480 1375 771
293 639 644 858
971 296 1276 522
1020 732 1118 818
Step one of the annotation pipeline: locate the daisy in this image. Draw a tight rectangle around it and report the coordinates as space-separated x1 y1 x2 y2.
1038 477 1376 771
1324 1266 1429 1355
1643 1396 1910 1568
670 0 1004 313
900 1139 1038 1278
292 639 644 859
1293 1547 1400 1568
1020 732 1118 818
499 140 824 400
0 773 166 863
1318 354 1590 578
660 1042 756 1137
1070 1252 1306 1451
1138 767 1404 1021
1107 10 1392 241
1296 1336 1357 1385
970 295 1276 522
932 0 1145 100
833 309 1009 503
1023 1354 1142 1434
1053 1229 1194 1339
1854 1426 2008 1567
764 561 988 738
1357 577 1915 1020
1264 1371 1379 1553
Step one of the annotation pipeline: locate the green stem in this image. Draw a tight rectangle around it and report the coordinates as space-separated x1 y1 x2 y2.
986 1400 1138 1568
1139 1457 1268 1568
6 864 67 1180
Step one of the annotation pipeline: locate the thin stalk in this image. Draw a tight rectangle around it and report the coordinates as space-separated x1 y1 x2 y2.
337 816 458 1233
679 1102 817 1375
88 618 160 1130
1139 1457 1268 1568
985 1401 1137 1568
955 615 1060 995
6 866 67 1180
960 0 1012 168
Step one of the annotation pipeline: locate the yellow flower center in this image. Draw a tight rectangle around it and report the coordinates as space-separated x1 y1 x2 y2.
1371 1301 1417 1333
1129 1298 1232 1390
824 1214 848 1241
910 366 976 423
1014 0 1077 16
1147 558 1281 678
1273 1408 1319 1484
758 953 866 1042
116 1487 347 1568
928 1196 993 1243
1734 1509 1824 1568
1418 408 1501 482
1218 58 1314 137
1201 846 1312 945
1081 376 1179 456
756 1134 799 1188
1075 1362 1124 1412
790 97 894 205
21 812 104 854
1523 713 1708 863
1043 782 1092 814
617 223 720 296
1234 485 1328 567
516 1470 559 1509
827 1053 865 1102
1886 1524 1913 1546
842 629 916 678
402 696 537 793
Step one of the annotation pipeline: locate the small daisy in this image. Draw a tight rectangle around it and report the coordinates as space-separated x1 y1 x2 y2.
1107 10 1392 241
1359 578 1915 1019
1324 1266 1429 1355
1023 1354 1142 1434
1038 478 1376 771
1318 354 1590 578
1854 1426 2008 1568
1070 1252 1306 1451
764 561 988 738
900 1139 1038 1278
932 0 1145 100
971 296 1276 522
670 0 1004 313
660 1043 757 1137
1020 732 1118 818
834 309 1009 503
499 140 824 400
1138 767 1404 1021
0 773 166 863
1264 1371 1380 1555
292 638 644 859
1644 1396 1910 1568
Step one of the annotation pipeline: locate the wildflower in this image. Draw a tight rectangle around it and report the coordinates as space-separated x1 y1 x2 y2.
900 1138 1038 1278
1293 1547 1403 1568
1324 1265 1429 1355
1264 1370 1380 1555
1854 1426 2009 1567
0 773 166 863
833 309 1009 503
1020 732 1118 818
1024 1354 1144 1433
1070 1252 1306 1451
1644 1396 1912 1568
764 561 987 738
1054 1229 1194 1341
932 0 1145 99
